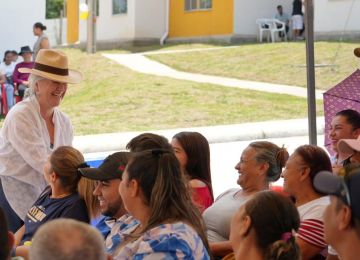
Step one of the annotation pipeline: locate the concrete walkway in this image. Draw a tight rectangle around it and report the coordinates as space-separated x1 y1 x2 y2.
103 51 324 99
74 117 325 154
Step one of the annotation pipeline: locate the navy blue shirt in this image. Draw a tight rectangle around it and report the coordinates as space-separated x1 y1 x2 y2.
21 187 89 244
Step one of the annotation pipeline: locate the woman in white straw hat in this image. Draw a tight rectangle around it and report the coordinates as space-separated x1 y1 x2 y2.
0 49 83 233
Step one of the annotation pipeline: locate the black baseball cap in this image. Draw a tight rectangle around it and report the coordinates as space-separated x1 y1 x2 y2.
313 167 360 220
79 152 130 181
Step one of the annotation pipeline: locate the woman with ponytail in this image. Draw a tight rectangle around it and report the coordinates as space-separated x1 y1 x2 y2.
204 141 289 257
115 149 210 259
14 146 99 246
230 191 301 260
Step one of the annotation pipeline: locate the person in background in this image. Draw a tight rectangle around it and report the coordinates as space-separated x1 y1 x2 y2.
126 132 171 152
229 191 301 260
329 109 360 174
10 51 19 64
29 219 109 260
13 46 34 100
314 164 360 260
275 5 290 39
0 50 16 110
203 141 288 257
32 22 50 59
0 49 83 233
281 145 332 260
171 131 214 212
116 149 210 259
292 0 304 40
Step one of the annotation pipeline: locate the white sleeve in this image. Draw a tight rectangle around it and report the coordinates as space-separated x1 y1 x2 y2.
4 109 49 175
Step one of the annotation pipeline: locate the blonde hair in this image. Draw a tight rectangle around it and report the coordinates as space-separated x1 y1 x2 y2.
49 146 99 219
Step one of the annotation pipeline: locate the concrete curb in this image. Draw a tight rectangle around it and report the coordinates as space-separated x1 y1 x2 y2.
74 117 325 154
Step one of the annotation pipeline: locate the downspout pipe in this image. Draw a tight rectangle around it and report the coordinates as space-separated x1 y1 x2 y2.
160 0 169 45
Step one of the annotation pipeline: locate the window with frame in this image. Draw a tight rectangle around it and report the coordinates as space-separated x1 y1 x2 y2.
185 0 212 11
113 0 127 15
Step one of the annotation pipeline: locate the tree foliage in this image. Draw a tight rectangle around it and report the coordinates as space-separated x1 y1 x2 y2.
46 0 64 19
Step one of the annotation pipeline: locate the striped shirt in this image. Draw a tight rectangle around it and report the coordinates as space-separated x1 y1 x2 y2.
297 196 330 255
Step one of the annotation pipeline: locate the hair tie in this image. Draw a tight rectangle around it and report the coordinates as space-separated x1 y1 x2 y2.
77 162 90 169
281 232 293 242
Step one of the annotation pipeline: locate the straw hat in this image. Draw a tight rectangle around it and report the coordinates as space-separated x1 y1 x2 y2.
19 49 83 84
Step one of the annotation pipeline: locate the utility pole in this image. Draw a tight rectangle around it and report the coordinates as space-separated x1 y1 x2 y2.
87 0 96 53
305 0 317 145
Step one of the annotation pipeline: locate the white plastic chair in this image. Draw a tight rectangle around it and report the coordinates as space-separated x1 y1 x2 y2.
256 18 272 43
269 19 287 43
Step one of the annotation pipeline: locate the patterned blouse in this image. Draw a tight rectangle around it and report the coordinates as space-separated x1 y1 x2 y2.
112 214 210 260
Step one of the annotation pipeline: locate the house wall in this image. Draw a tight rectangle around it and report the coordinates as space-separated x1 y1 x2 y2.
134 0 166 39
169 0 233 38
0 0 47 57
233 0 292 37
314 0 360 33
79 0 135 44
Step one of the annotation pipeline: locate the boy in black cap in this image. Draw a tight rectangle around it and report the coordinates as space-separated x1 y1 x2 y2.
79 151 137 256
80 133 171 257
313 164 360 260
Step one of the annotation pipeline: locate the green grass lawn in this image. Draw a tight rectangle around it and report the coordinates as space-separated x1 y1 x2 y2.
148 41 360 90
0 47 323 135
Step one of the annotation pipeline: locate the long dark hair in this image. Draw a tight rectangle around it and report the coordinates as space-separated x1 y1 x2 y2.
126 149 210 252
172 132 213 200
244 191 301 260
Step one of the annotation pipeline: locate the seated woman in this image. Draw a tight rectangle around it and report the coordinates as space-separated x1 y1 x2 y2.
281 145 332 260
229 191 301 260
14 146 99 246
328 109 360 174
171 131 214 212
0 50 16 110
115 149 210 259
13 46 34 100
203 141 289 257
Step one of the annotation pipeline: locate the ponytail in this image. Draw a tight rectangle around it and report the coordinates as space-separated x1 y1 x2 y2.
265 233 300 260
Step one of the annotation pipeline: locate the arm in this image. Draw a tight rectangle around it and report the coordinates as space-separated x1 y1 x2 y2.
14 225 26 246
210 241 233 257
40 38 50 49
0 73 5 84
12 64 22 85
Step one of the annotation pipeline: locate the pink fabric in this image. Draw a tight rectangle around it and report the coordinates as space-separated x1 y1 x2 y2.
13 62 34 85
192 186 213 213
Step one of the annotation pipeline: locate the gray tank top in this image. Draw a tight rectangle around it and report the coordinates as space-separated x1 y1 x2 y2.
33 33 49 59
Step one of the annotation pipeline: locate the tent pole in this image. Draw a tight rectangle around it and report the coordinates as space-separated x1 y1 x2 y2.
305 0 317 145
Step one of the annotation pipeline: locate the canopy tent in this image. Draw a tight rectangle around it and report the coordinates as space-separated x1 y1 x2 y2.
323 69 360 155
